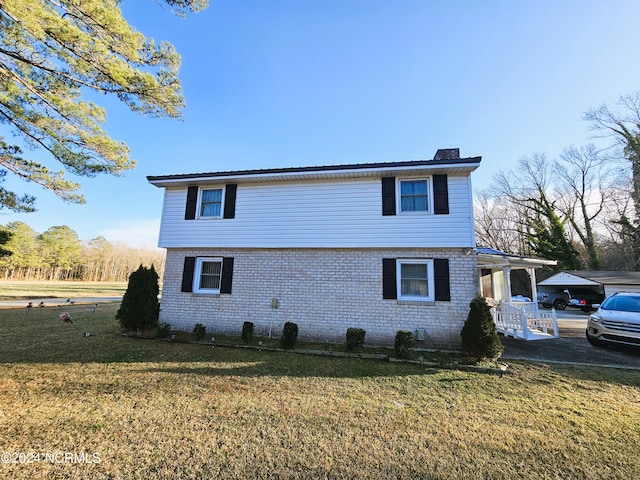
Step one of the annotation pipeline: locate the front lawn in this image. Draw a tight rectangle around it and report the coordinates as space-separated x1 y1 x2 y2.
1 303 639 479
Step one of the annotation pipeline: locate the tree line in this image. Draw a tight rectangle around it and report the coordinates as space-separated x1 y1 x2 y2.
0 222 165 282
475 92 640 272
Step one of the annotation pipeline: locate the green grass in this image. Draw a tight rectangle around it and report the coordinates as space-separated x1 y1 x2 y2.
0 280 128 300
1 304 639 479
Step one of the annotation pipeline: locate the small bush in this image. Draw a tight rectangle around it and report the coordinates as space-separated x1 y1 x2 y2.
192 323 206 341
394 330 414 359
345 327 366 352
280 322 298 350
460 295 503 362
242 321 254 344
157 322 171 339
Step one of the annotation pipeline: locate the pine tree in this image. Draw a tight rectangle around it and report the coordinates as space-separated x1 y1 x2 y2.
460 296 503 362
0 0 207 211
116 265 160 331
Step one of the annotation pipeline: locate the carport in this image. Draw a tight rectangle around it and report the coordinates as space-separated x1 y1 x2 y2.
538 271 640 297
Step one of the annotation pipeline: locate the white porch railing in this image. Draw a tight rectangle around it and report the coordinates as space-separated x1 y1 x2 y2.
491 301 559 340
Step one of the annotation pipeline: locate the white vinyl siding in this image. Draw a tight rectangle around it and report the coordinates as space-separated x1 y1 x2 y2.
157 176 475 248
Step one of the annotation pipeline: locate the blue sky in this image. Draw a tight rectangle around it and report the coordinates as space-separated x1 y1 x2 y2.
2 0 640 248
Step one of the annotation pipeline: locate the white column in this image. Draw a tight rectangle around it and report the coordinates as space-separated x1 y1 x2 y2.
503 266 512 304
528 267 539 312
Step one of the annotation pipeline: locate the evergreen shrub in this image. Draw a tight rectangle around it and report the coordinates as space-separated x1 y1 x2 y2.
193 323 206 341
460 295 503 362
157 322 171 338
280 322 298 349
242 321 254 344
345 327 366 352
116 265 160 330
394 330 414 359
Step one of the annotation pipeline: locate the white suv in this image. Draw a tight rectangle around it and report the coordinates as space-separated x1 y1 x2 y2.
586 292 640 347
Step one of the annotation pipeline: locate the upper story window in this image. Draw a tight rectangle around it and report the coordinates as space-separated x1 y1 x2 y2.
382 175 447 216
399 179 430 213
185 184 237 220
200 188 223 217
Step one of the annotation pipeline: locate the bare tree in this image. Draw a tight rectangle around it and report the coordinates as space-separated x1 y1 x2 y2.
585 92 640 268
474 190 525 254
553 144 611 269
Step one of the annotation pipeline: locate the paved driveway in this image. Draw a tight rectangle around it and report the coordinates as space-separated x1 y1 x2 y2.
500 308 640 369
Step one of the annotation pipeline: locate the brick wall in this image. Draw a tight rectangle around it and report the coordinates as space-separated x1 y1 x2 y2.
159 248 479 349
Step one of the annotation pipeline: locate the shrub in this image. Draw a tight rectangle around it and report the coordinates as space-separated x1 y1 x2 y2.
116 264 160 331
460 295 503 362
394 330 414 359
157 322 171 339
242 321 254 344
192 323 206 341
280 322 298 350
345 327 366 352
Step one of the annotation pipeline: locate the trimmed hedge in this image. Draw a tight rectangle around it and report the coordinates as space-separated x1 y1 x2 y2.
280 322 298 350
242 321 254 345
345 327 366 352
394 330 414 359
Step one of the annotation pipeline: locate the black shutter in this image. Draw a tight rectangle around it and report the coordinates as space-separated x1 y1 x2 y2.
433 174 449 215
184 186 198 220
381 177 396 216
434 258 450 301
223 184 237 219
382 258 397 299
220 257 234 294
181 257 196 292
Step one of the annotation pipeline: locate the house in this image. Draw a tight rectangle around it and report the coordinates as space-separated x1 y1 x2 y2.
538 271 640 297
147 148 481 347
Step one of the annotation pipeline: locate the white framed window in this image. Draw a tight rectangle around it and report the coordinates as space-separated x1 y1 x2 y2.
398 178 430 213
396 259 434 301
199 187 224 218
194 257 223 293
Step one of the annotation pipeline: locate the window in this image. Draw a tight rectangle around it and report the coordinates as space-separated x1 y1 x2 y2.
396 259 434 301
185 184 237 220
194 257 222 293
199 188 223 217
399 179 429 213
182 256 234 294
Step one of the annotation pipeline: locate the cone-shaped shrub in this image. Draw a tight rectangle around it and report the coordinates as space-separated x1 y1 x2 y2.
460 295 503 362
116 265 160 330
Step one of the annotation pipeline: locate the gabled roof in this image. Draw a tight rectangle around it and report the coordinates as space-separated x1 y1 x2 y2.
539 270 640 287
147 151 481 187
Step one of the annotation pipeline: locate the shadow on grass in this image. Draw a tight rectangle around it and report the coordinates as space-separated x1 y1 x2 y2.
2 305 640 386
134 352 444 380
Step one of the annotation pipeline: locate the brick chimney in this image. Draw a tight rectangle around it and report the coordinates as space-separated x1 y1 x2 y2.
433 148 460 160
